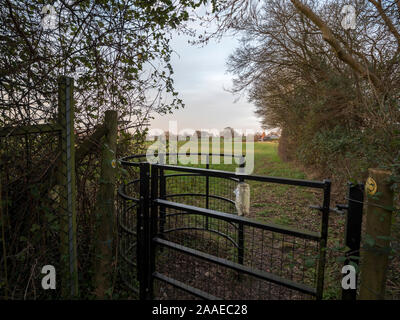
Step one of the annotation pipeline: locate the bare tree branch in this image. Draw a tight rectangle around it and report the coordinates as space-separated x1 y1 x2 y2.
369 0 400 49
289 0 384 92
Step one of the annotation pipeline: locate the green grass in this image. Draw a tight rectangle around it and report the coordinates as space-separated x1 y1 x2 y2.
148 139 307 177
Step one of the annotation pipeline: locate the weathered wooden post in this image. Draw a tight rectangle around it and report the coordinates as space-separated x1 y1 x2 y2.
94 110 118 298
58 76 79 297
359 169 394 300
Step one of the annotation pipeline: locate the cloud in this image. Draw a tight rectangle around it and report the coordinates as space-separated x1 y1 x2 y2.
150 29 262 133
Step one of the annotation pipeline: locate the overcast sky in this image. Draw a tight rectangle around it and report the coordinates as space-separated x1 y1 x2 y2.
149 29 264 134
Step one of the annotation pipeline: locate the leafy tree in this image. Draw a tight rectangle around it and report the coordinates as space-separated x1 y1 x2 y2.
0 0 221 300
0 0 216 132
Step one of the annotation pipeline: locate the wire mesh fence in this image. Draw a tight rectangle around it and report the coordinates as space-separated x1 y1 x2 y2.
118 176 141 298
1 129 63 299
0 77 77 299
155 206 320 300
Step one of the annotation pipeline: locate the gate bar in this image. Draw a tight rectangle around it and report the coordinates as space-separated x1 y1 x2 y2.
154 164 326 189
153 272 221 300
154 199 321 241
316 179 331 300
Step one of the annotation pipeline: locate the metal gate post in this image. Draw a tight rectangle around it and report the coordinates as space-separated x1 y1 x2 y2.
159 167 166 237
238 174 245 266
58 76 78 298
316 179 331 300
159 154 166 238
238 159 246 266
341 183 364 300
205 154 210 230
149 164 159 300
138 162 150 300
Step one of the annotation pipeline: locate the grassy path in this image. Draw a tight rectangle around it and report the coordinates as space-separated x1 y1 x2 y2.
251 143 347 299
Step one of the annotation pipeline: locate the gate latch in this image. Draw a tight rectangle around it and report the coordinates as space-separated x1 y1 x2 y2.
234 182 250 216
309 204 347 215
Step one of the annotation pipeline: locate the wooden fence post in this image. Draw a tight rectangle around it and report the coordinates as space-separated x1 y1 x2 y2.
94 110 118 298
58 76 79 297
359 169 394 300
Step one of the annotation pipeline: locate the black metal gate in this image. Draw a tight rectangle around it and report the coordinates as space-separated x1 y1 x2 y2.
118 154 331 300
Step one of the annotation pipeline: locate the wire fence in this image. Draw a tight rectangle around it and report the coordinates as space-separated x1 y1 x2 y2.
0 77 78 299
117 173 141 298
155 207 319 300
1 129 63 299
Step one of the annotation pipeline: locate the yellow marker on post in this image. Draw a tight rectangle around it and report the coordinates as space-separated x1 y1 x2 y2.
365 177 377 196
111 159 117 169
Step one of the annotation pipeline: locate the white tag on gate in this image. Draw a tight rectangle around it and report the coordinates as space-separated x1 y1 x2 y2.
234 182 250 216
